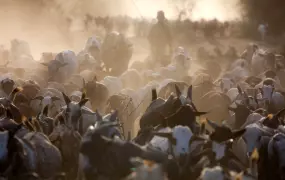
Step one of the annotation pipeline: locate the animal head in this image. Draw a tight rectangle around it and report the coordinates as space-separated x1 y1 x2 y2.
217 78 235 93
151 125 193 159
62 92 89 132
207 119 246 143
164 104 207 130
1 78 15 95
262 108 285 129
259 84 275 102
173 47 190 69
32 93 61 116
242 123 274 156
92 110 122 139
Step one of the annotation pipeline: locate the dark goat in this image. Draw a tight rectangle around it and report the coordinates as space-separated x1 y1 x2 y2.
79 123 167 180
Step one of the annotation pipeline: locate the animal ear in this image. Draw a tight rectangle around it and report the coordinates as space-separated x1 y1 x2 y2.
206 118 219 129
151 89 157 101
78 98 89 107
237 85 242 94
232 129 246 139
62 92 71 105
187 85 193 100
174 84 181 97
42 105 49 116
110 110 118 122
165 93 175 105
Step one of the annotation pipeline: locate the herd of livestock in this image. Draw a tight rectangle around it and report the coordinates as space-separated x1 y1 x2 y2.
0 22 285 180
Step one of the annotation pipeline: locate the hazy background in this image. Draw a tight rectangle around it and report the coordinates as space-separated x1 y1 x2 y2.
0 0 242 59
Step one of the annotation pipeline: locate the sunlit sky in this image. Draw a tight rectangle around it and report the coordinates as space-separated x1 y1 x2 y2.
122 0 241 21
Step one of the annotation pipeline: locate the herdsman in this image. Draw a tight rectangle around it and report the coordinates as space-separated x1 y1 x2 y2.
148 11 173 66
258 22 268 41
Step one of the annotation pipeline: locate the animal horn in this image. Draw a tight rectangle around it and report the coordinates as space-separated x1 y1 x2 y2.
110 110 119 122
78 97 89 107
175 84 182 97
62 92 71 105
206 118 219 129
151 89 157 101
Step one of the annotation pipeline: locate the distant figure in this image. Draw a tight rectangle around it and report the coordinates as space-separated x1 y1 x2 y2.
258 23 268 41
148 11 173 66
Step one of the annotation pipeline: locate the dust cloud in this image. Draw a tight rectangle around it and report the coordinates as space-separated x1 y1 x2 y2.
0 0 242 59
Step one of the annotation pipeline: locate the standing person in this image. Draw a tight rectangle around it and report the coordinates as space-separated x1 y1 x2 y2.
258 22 268 41
148 11 173 66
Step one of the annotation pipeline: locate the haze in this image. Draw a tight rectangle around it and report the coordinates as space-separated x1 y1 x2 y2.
0 0 241 59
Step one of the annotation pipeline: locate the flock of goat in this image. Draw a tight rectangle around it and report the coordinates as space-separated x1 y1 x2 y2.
0 27 285 180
